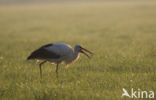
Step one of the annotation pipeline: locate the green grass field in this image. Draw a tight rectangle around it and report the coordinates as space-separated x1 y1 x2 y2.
0 1 156 100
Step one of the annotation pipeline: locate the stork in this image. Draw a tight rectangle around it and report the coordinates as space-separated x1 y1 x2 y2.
27 43 93 78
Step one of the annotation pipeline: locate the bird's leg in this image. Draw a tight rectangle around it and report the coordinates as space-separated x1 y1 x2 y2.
56 63 59 78
39 61 46 79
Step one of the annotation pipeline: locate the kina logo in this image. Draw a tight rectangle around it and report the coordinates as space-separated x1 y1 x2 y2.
122 88 154 99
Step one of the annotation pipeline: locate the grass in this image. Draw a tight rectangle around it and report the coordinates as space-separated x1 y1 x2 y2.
0 1 156 100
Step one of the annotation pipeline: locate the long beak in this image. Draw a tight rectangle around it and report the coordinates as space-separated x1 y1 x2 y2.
80 47 93 58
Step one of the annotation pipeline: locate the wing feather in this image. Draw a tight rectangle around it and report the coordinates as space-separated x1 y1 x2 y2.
27 44 60 60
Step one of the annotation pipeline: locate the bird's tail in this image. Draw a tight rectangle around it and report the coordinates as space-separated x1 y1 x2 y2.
27 55 34 60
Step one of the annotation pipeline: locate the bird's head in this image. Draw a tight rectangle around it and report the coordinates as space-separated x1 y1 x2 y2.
74 44 93 58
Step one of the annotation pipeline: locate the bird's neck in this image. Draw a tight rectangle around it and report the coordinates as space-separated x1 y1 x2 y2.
73 50 79 61
64 50 79 65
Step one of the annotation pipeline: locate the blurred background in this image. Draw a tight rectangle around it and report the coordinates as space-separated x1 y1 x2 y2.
0 0 156 100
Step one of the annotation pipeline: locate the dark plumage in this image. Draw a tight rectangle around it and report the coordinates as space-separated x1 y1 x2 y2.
27 44 60 60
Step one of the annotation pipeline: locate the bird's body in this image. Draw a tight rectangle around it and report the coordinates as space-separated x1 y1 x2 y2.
27 43 93 78
28 43 80 65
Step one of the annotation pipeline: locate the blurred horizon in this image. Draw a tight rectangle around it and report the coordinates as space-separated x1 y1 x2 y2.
0 0 155 6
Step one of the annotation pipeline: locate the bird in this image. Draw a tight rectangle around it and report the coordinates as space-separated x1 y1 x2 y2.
27 43 93 78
